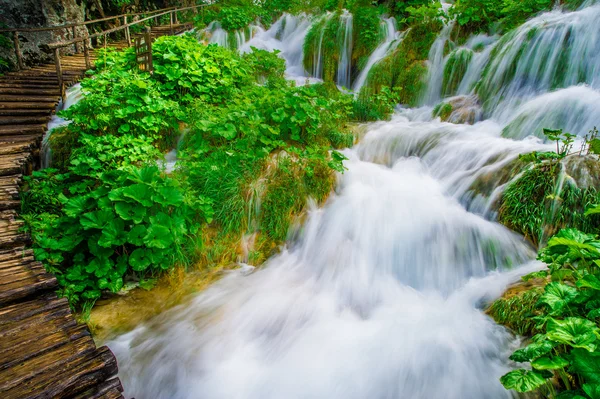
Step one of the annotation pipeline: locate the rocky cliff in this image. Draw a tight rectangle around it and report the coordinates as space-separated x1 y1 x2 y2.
0 0 87 67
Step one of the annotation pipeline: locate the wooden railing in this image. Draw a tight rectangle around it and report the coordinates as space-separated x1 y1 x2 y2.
0 4 207 99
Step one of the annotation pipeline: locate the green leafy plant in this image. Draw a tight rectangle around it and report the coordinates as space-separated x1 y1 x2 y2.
25 136 212 307
499 226 600 398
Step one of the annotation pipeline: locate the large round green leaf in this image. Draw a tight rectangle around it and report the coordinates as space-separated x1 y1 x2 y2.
570 349 600 384
510 340 556 363
583 383 600 399
538 282 579 315
121 183 154 207
547 317 599 352
578 274 600 291
127 225 147 246
500 369 548 392
143 224 173 249
99 218 127 248
129 248 152 271
115 202 147 223
531 355 569 370
80 209 114 230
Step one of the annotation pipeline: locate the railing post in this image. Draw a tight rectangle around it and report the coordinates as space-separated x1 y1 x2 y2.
174 9 179 24
83 32 91 69
53 48 65 102
170 11 174 35
145 26 153 73
124 16 131 46
12 31 24 70
72 26 79 53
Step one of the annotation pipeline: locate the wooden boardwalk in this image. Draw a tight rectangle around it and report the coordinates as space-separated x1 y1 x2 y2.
0 23 191 398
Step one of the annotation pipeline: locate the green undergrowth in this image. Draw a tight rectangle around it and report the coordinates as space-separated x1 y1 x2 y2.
490 129 600 397
492 224 600 398
489 287 544 336
22 34 357 310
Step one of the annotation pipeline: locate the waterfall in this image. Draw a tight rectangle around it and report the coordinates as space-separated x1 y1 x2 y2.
336 11 353 88
110 107 548 398
206 21 229 47
109 3 600 398
42 83 83 169
352 17 400 94
312 13 333 79
424 22 454 105
479 3 600 123
239 14 315 84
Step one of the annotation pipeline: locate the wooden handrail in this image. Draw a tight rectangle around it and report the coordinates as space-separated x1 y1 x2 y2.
47 6 202 50
49 4 205 102
0 6 179 33
4 3 206 72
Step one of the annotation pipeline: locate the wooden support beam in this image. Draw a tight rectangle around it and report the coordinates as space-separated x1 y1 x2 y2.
12 32 24 71
53 48 64 102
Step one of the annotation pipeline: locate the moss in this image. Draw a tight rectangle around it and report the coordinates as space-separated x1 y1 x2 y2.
488 286 544 336
303 12 342 83
352 7 382 73
262 152 337 242
432 101 453 121
362 21 440 106
442 47 473 97
48 126 80 172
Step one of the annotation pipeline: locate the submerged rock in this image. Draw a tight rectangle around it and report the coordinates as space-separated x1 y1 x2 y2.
433 95 483 125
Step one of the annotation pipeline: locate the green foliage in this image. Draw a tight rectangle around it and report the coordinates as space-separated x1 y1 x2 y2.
448 0 560 34
218 6 256 31
241 47 286 86
488 288 544 336
352 86 401 121
61 67 182 152
500 226 600 398
152 35 250 104
24 136 212 306
352 7 382 71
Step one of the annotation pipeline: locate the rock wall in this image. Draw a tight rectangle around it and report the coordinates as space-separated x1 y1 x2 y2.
0 0 88 67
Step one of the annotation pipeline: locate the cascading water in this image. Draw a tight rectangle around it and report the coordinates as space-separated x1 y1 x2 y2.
42 83 83 168
336 11 353 88
435 3 600 136
108 3 600 398
352 17 400 94
311 13 333 79
239 14 315 84
424 22 454 105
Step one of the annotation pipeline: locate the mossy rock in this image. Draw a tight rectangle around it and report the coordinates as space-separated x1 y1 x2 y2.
442 47 473 97
432 95 482 124
48 126 80 172
361 21 441 106
497 157 600 245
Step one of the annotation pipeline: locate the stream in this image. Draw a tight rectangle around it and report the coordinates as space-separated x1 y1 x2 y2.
108 3 600 398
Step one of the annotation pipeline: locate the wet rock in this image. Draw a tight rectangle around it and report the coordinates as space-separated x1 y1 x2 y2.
433 95 483 125
561 155 600 189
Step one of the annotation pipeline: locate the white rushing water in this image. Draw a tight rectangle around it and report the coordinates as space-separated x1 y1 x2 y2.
109 3 600 398
110 108 549 398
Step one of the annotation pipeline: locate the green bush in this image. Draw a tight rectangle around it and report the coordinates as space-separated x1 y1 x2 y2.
152 35 251 104
499 226 600 397
24 135 212 306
